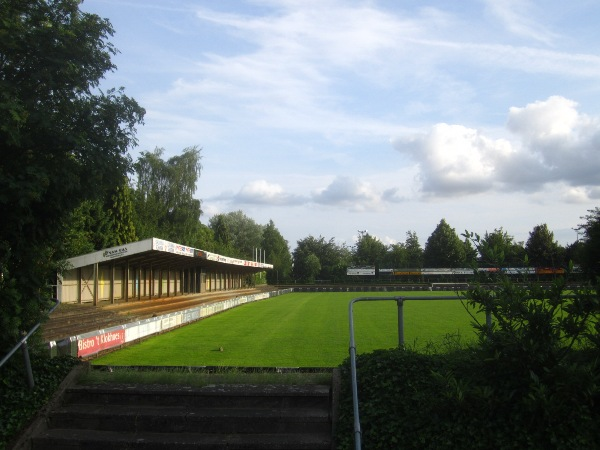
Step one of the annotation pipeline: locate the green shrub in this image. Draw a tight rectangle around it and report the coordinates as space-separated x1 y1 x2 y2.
336 345 600 449
0 352 79 449
336 246 600 449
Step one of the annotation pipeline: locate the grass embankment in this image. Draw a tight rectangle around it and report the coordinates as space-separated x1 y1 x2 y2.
92 291 477 367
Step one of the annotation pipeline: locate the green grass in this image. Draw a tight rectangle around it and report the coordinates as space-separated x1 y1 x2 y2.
92 291 479 368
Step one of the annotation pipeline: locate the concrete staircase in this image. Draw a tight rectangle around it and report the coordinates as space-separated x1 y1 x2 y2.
29 380 334 449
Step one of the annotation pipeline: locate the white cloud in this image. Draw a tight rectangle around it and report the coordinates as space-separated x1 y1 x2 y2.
208 172 414 213
394 123 512 196
394 96 600 197
232 180 305 205
503 96 600 187
312 176 384 211
507 96 581 141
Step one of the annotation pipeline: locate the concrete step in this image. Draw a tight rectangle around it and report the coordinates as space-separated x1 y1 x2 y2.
47 404 331 434
32 429 332 450
62 384 331 409
30 382 333 450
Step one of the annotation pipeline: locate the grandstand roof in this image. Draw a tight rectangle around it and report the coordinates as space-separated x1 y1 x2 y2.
66 238 273 274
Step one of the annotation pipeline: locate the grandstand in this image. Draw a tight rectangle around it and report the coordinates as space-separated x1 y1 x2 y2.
58 237 272 305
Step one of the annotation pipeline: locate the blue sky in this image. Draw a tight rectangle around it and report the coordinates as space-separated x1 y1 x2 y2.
81 0 600 249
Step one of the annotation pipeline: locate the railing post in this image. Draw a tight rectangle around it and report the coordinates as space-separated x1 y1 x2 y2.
348 299 362 450
21 338 35 389
397 298 404 347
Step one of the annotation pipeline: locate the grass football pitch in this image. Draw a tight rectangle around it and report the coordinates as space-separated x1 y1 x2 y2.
93 291 479 368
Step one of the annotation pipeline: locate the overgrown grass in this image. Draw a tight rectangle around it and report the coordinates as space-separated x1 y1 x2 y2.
93 291 477 367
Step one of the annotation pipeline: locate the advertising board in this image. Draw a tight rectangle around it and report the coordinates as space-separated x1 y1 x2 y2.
347 267 376 276
77 329 125 357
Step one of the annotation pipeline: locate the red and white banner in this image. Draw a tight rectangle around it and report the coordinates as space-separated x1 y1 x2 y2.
77 329 125 357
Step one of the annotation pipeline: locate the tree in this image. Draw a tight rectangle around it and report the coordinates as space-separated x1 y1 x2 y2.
576 207 600 279
262 220 292 284
479 228 525 267
463 236 478 265
0 0 144 350
405 231 424 268
107 178 137 246
384 243 408 269
301 253 322 284
210 215 233 255
209 211 264 259
352 231 387 269
423 219 466 267
61 178 137 257
62 199 113 257
292 236 350 283
133 147 202 244
525 224 563 267
565 240 584 269
192 223 217 253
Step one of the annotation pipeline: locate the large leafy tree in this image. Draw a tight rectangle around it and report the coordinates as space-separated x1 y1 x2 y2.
292 236 350 283
423 219 466 267
405 230 424 268
62 178 137 257
352 231 387 269
108 179 137 246
525 223 563 267
62 199 113 257
577 207 600 279
384 243 408 269
479 228 525 267
261 220 292 284
209 211 264 260
210 215 233 255
193 223 217 253
133 147 202 244
0 0 144 350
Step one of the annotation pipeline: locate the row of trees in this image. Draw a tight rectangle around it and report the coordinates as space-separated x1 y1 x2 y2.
290 217 596 284
61 147 293 286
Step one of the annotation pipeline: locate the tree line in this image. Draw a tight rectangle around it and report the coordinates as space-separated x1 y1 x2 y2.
289 216 597 283
59 143 600 285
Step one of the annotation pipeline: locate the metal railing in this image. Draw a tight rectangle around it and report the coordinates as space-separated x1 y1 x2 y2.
348 295 485 450
0 298 60 389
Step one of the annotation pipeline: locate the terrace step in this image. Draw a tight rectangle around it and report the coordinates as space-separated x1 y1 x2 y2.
30 382 333 450
42 287 273 342
32 429 331 450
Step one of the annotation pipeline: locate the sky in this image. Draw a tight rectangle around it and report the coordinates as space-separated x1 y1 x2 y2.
80 0 600 250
